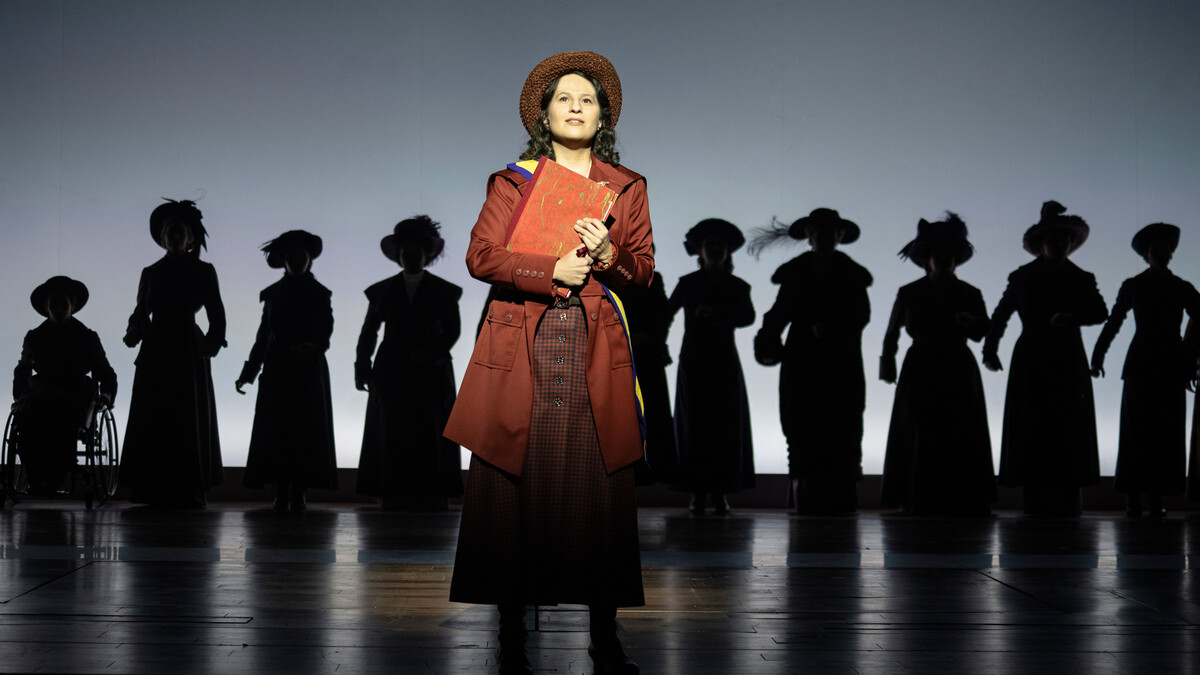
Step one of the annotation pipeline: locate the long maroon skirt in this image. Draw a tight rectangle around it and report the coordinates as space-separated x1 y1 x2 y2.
449 301 644 607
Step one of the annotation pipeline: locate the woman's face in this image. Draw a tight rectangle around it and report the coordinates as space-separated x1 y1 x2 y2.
161 219 193 255
283 248 312 276
927 247 957 277
806 224 843 255
1040 228 1073 262
46 293 74 323
1145 240 1173 269
699 238 729 269
544 73 600 148
398 241 429 272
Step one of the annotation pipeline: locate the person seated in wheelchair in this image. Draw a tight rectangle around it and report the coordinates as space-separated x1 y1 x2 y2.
12 276 117 494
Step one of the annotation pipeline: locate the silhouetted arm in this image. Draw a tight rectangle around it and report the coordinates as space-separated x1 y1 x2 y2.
1090 278 1131 374
961 286 990 342
355 293 384 387
755 283 792 366
879 290 905 383
85 329 117 403
1074 271 1108 327
123 269 151 347
201 264 227 357
431 286 463 356
239 301 272 385
983 275 1017 363
13 331 35 400
313 286 334 353
730 279 756 328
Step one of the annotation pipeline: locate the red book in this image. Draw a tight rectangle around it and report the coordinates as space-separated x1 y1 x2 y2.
504 156 617 259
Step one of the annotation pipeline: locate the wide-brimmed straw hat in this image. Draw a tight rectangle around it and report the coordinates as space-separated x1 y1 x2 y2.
684 218 745 256
30 275 89 316
1022 200 1089 255
149 199 207 250
1131 222 1180 257
789 208 861 244
898 213 974 267
262 230 323 269
380 215 445 262
520 51 622 133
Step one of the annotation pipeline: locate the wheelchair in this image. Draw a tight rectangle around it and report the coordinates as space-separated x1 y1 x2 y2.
2 382 119 510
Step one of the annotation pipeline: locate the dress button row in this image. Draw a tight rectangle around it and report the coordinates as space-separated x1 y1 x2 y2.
556 356 565 365
555 376 564 385
553 397 564 407
557 334 567 343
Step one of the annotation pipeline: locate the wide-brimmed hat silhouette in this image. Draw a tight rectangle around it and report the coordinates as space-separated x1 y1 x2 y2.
520 51 622 133
1131 222 1180 257
381 215 445 263
1022 200 1089 255
149 199 207 251
684 218 745 256
789 208 861 244
262 230 323 269
31 275 89 316
899 213 974 267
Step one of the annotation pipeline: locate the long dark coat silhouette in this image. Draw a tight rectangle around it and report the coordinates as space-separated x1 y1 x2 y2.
668 269 755 494
13 318 118 485
984 259 1107 489
623 271 676 484
1186 319 1200 501
880 276 996 513
240 273 338 490
1092 269 1200 495
356 271 463 502
121 254 226 505
757 251 872 488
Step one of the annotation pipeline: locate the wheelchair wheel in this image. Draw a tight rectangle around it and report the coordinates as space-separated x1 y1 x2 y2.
2 410 29 506
83 407 119 509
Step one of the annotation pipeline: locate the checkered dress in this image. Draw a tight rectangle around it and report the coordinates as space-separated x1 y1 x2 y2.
449 299 644 607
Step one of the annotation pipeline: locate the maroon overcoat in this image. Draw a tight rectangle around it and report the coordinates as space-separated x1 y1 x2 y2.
443 158 654 477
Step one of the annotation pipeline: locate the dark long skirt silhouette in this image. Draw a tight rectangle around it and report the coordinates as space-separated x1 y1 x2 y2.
668 268 756 497
880 276 995 515
623 271 676 485
121 253 226 507
240 272 338 492
1187 318 1200 502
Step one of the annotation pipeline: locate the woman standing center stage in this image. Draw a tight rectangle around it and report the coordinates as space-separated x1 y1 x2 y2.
443 52 651 675
983 201 1108 517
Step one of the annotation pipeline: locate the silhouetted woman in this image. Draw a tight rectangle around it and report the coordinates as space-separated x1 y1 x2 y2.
668 219 755 515
355 216 463 511
236 230 337 511
752 208 872 515
1186 318 1200 502
879 214 995 516
13 276 117 493
443 52 651 675
622 255 677 486
983 201 1107 517
1090 223 1200 517
121 199 226 508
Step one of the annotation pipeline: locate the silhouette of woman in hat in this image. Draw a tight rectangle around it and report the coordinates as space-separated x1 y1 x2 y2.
1091 223 1200 517
236 230 337 511
1185 318 1200 503
120 199 226 508
12 276 117 494
983 201 1108 517
443 51 651 674
355 215 463 512
621 245 677 486
751 208 872 515
668 219 756 515
879 214 995 516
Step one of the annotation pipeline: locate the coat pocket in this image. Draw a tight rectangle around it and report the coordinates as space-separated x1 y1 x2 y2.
473 301 523 371
601 301 633 369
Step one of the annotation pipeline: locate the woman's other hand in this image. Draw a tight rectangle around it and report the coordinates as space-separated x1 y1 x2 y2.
553 248 594 287
574 218 612 264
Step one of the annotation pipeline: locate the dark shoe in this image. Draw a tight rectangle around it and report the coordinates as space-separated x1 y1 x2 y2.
497 604 531 674
688 493 705 515
712 493 731 515
1125 494 1142 518
1147 495 1166 519
289 485 307 511
588 644 639 674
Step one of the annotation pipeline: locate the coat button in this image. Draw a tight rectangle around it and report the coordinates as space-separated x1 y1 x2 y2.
591 313 598 321
488 311 493 318
504 314 513 322
515 268 522 275
538 271 544 278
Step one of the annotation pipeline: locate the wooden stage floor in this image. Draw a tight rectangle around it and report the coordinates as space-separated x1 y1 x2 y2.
1 503 1197 674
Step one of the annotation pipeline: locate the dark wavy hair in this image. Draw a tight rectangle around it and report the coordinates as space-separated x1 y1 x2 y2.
519 71 620 166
